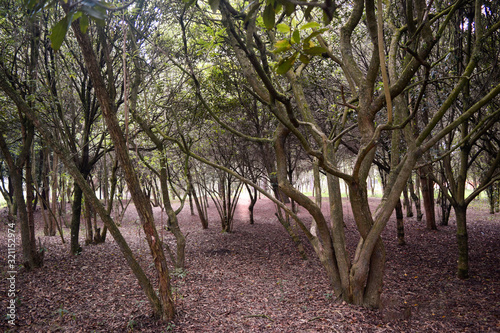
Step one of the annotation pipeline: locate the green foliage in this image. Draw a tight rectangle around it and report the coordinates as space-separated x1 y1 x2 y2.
172 267 187 279
276 22 290 33
300 21 320 30
165 322 176 331
271 20 329 75
127 318 137 330
50 11 80 51
262 4 275 30
275 52 298 74
26 0 112 51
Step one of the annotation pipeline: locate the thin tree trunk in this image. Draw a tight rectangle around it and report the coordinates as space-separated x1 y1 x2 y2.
42 147 51 235
487 185 495 214
60 175 67 228
50 153 58 236
408 174 423 221
18 166 43 269
454 204 469 279
70 183 83 254
439 188 451 226
159 155 186 269
403 184 413 217
395 199 405 245
313 158 322 208
247 185 257 225
187 165 208 229
495 182 499 213
420 167 436 229
84 195 94 244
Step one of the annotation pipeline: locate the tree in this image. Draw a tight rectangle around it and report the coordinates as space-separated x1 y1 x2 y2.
2 0 177 320
0 4 45 269
204 0 500 308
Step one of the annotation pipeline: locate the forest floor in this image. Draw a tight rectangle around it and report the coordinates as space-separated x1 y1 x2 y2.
0 196 499 332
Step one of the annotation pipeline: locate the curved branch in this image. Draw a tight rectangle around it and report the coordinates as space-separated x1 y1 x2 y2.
155 127 314 241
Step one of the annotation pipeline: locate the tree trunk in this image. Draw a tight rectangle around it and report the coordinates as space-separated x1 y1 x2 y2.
313 158 322 208
395 199 405 245
403 184 413 217
0 132 43 270
42 147 51 235
327 164 350 299
84 195 94 244
408 175 423 221
420 168 437 230
0 173 17 220
454 204 469 279
186 165 208 229
71 20 175 320
70 182 83 255
188 191 194 215
21 165 44 269
496 182 500 213
487 185 495 214
439 188 451 226
348 180 386 308
49 152 58 236
247 185 257 225
159 155 186 270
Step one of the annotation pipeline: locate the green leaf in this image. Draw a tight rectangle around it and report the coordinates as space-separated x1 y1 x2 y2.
302 46 327 55
300 21 320 30
276 58 293 74
276 52 298 74
291 30 300 44
50 13 73 51
208 0 220 12
283 1 296 15
79 13 89 33
72 11 82 21
323 11 331 25
299 54 310 64
274 39 291 50
276 23 290 33
303 28 328 40
303 40 315 49
274 3 282 14
263 4 275 30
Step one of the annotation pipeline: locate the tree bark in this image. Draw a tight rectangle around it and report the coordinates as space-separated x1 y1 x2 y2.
0 131 43 270
186 164 208 229
49 152 58 236
70 183 83 254
403 184 413 217
395 199 405 245
160 156 186 270
454 204 469 279
408 174 423 221
420 167 437 230
247 185 257 225
487 185 495 214
313 158 322 208
84 194 94 244
70 19 175 320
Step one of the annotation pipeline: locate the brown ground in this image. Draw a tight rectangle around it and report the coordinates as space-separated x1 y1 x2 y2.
0 196 499 332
